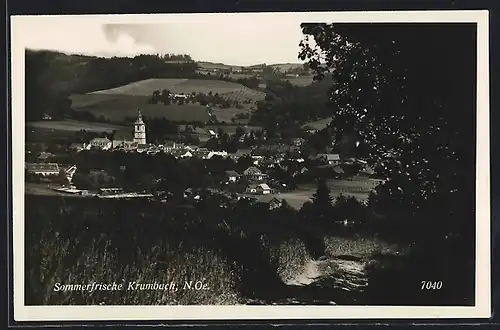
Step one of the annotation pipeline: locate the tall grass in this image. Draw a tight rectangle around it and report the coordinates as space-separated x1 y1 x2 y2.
268 236 311 282
28 230 240 305
323 235 400 258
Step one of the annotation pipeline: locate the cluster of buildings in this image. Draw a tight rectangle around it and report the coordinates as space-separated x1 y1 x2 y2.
69 111 228 159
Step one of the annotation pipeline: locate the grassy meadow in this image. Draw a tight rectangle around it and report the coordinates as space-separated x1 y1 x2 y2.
27 120 128 133
70 78 265 123
89 78 265 101
70 94 211 123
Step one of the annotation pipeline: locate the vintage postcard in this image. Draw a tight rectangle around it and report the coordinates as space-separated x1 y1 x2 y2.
11 10 490 321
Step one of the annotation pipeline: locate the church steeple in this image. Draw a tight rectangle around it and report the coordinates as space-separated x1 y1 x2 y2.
135 110 144 124
133 109 146 145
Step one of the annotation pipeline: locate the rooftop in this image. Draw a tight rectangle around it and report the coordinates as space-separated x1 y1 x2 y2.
26 163 60 172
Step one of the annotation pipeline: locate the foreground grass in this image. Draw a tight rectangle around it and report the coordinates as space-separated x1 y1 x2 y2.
28 233 241 305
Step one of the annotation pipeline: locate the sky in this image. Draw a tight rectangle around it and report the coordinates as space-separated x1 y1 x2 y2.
14 14 314 66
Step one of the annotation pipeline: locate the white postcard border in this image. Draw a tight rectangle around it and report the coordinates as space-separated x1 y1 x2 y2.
11 10 491 321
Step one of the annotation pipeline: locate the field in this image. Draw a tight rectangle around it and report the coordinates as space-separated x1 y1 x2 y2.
284 75 315 86
301 116 334 130
270 63 305 72
257 178 381 210
197 61 241 71
209 107 250 123
70 94 211 123
27 120 127 133
71 78 265 123
205 124 263 134
89 78 266 102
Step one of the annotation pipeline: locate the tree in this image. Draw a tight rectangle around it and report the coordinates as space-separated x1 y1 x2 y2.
161 89 171 105
299 23 476 246
312 178 333 210
235 126 245 139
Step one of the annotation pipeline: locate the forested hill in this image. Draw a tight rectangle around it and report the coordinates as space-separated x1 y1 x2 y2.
25 50 199 121
25 50 199 94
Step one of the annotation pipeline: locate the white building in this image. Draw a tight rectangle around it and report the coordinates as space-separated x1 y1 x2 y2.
134 110 147 145
26 163 60 176
90 137 112 150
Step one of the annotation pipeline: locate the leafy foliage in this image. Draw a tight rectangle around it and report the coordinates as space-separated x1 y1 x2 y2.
299 23 476 246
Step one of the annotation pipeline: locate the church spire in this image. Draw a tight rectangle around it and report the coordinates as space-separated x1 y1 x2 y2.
135 109 144 124
133 109 147 145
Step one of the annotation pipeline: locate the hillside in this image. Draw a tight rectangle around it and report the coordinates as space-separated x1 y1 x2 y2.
25 49 316 125
68 78 265 123
70 94 211 123
89 78 266 101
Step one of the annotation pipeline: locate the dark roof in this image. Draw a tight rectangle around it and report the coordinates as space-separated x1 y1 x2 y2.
257 183 271 190
225 170 240 177
26 163 59 173
332 166 344 174
324 154 341 161
113 129 133 141
244 166 262 175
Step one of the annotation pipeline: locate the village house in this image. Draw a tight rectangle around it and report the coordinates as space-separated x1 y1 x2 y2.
243 166 266 182
194 148 210 159
64 165 77 183
136 144 150 153
180 151 193 158
268 197 284 210
317 153 341 165
292 165 309 177
68 142 90 152
246 183 272 195
293 137 306 147
25 163 60 176
111 128 136 150
207 129 218 138
163 141 177 152
224 170 240 183
147 146 161 155
37 151 54 162
332 165 345 178
208 151 228 159
173 93 189 99
359 165 375 177
89 137 112 150
118 141 139 151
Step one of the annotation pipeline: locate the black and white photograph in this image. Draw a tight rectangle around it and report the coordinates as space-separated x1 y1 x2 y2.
11 11 490 321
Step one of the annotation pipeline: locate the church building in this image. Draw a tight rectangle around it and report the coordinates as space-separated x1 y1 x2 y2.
134 110 147 145
110 110 146 151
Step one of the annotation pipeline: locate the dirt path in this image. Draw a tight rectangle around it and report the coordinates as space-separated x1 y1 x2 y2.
286 257 368 287
286 259 322 286
243 256 370 305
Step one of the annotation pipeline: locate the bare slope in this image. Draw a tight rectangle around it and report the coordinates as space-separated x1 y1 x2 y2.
89 78 265 101
70 94 210 122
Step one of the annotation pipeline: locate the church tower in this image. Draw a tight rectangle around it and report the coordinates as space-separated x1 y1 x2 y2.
134 110 147 145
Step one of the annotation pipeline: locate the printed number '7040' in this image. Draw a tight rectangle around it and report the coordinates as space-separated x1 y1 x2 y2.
421 281 443 290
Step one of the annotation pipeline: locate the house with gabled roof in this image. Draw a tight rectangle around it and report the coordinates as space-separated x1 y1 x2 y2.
268 197 283 210
90 137 112 150
246 183 271 195
243 166 265 181
26 163 60 176
224 170 241 183
316 153 341 165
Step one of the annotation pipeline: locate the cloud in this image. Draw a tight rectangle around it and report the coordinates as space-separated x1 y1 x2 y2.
100 24 156 57
103 31 155 57
19 16 308 65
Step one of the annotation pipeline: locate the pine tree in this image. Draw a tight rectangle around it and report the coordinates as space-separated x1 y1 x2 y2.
311 179 333 223
312 178 332 207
